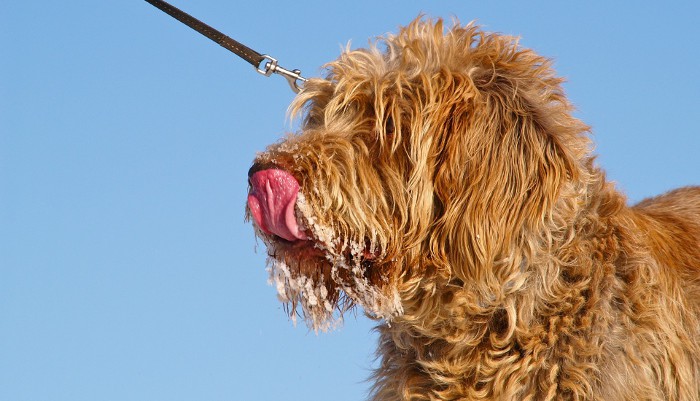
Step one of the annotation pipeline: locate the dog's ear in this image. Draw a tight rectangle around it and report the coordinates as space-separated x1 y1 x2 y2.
428 65 591 287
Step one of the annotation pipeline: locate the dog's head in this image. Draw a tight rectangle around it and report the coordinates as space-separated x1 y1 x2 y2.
247 18 592 331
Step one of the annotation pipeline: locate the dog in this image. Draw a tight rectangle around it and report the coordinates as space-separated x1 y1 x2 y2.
246 18 700 401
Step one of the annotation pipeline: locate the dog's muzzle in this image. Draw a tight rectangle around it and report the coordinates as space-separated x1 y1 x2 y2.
247 167 308 242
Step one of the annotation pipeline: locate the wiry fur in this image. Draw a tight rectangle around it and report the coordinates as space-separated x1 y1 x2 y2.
248 18 700 400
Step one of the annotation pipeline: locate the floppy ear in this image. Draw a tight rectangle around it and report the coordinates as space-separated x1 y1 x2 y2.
428 71 590 288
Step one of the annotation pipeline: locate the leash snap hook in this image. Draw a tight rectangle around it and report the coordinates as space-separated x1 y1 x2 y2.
257 55 307 93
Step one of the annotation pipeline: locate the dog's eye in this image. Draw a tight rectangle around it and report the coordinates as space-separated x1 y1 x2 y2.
385 116 395 134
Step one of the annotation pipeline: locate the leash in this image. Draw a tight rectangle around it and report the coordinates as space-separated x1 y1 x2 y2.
144 0 307 93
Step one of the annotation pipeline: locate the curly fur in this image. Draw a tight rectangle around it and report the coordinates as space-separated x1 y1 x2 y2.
247 18 700 400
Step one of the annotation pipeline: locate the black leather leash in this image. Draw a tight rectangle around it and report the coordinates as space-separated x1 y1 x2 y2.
144 0 306 93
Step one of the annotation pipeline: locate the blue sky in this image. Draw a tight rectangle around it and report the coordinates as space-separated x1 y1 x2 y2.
1 1 698 400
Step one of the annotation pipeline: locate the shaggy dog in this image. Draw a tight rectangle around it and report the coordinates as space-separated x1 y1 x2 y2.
246 18 700 400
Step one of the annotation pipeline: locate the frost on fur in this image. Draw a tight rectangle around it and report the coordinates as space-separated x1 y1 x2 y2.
266 257 337 332
264 193 403 332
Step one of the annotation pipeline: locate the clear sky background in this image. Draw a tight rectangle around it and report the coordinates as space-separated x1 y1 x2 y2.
2 1 699 400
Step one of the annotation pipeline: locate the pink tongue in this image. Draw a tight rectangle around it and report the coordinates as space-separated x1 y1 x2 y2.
247 169 308 241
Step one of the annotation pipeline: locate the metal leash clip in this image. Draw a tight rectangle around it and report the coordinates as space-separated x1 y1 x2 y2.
256 55 307 93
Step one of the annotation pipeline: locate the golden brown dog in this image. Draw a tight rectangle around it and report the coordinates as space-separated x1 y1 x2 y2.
247 18 700 400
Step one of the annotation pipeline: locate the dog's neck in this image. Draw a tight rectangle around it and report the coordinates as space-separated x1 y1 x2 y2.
370 167 630 400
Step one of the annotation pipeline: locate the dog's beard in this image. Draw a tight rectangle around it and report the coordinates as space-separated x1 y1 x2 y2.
263 193 403 332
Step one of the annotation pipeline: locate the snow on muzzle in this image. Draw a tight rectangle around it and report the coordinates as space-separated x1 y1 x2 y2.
247 168 308 242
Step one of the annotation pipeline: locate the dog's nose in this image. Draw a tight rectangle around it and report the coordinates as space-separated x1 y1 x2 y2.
248 161 279 179
247 163 262 179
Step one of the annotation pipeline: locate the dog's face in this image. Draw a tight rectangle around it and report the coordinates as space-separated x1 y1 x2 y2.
247 18 592 331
